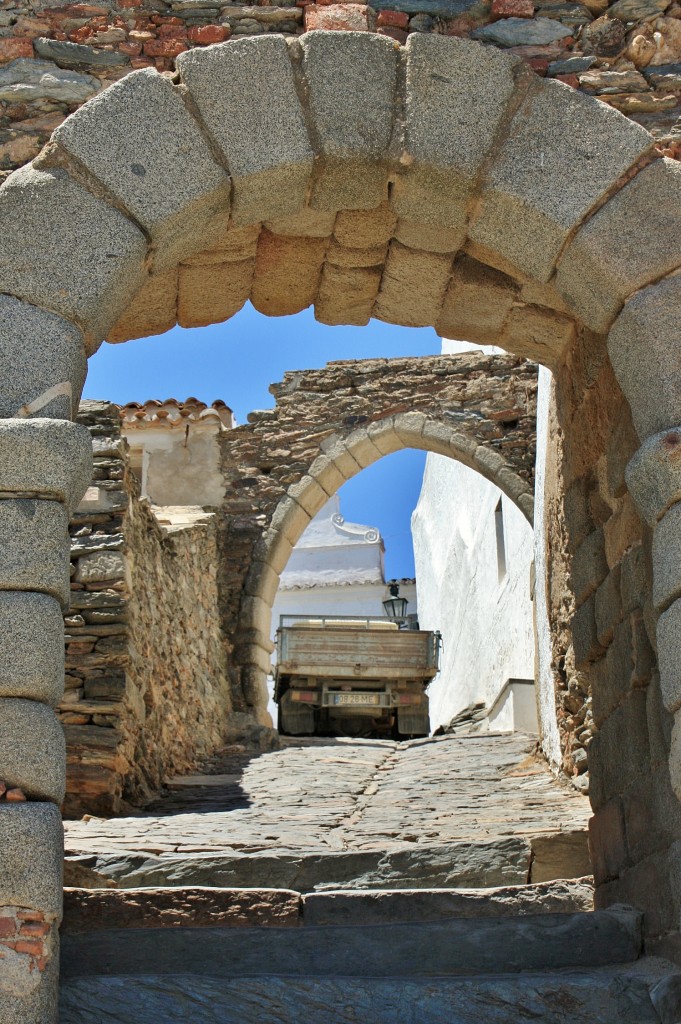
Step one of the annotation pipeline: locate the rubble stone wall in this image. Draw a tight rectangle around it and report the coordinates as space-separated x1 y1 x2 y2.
0 0 680 182
61 401 232 817
124 497 233 806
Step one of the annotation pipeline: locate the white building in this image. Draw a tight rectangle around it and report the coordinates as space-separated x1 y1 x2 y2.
411 341 537 736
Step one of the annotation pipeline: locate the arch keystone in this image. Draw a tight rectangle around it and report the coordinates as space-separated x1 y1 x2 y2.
177 37 313 225
51 68 231 270
0 166 147 350
393 410 427 447
469 78 652 283
557 158 681 333
393 34 520 237
299 31 398 211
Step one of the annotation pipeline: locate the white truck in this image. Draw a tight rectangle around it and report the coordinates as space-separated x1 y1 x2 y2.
274 614 441 739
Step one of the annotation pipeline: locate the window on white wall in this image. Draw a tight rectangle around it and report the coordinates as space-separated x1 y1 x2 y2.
495 499 507 585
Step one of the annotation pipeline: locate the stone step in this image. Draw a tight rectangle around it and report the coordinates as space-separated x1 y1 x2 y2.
64 830 591 892
59 958 681 1024
62 879 596 933
61 907 642 981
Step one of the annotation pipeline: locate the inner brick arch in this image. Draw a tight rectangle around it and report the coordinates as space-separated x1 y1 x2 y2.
1 27 681 1020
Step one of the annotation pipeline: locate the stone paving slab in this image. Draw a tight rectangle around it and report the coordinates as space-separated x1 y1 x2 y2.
60 908 642 979
61 879 594 932
58 961 681 1024
64 735 591 875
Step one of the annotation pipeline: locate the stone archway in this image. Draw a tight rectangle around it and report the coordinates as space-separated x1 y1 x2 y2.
1 29 681 1018
213 351 537 719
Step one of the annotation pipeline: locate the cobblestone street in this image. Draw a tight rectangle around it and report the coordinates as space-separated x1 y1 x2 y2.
64 733 592 889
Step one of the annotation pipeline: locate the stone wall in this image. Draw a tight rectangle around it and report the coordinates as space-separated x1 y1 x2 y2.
60 400 130 817
61 401 235 816
124 498 233 806
0 0 679 183
545 333 678 950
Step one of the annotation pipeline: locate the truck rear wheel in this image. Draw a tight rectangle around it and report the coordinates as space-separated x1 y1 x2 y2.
278 694 315 736
395 706 430 740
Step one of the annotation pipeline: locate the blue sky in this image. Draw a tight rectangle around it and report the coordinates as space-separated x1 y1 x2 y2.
85 303 442 577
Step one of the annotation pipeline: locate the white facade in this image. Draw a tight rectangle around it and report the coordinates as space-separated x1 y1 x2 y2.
267 496 417 722
271 496 417 629
411 339 537 735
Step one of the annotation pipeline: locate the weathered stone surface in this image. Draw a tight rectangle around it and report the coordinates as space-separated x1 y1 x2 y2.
394 219 462 254
74 551 125 583
325 239 387 267
0 58 99 104
266 209 335 239
60 908 642 979
626 427 681 526
108 269 178 344
653 502 681 611
0 418 92 513
315 263 382 326
658 599 681 713
302 879 594 926
394 35 519 234
0 698 65 802
469 78 652 281
530 831 592 882
436 257 518 344
333 205 396 249
299 32 397 211
59 963 677 1024
182 225 261 266
0 499 70 606
0 297 87 420
501 304 575 367
178 258 254 328
557 158 681 332
472 15 572 44
63 887 301 932
53 69 231 269
251 231 327 316
177 37 313 224
643 63 681 91
0 166 147 350
608 277 681 442
374 241 452 327
34 36 129 67
0 802 63 912
0 592 64 706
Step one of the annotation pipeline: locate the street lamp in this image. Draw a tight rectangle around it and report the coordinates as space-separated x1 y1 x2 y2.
383 582 408 622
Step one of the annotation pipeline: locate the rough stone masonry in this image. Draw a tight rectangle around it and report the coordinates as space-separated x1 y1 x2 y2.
0 0 680 178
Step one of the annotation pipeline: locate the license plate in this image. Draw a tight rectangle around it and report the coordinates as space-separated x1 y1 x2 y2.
333 693 379 706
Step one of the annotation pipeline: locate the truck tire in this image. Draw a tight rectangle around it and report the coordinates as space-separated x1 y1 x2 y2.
278 695 315 736
396 706 430 739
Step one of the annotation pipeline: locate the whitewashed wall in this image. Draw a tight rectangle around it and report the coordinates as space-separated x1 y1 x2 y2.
411 339 536 734
533 366 562 767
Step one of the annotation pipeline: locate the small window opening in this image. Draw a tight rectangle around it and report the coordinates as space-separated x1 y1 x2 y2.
495 498 507 584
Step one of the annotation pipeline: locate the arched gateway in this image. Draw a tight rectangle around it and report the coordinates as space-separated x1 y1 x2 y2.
0 29 680 1019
